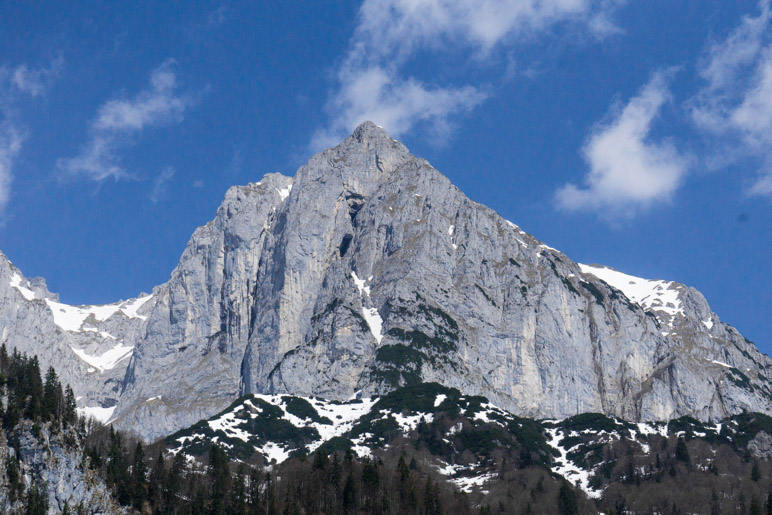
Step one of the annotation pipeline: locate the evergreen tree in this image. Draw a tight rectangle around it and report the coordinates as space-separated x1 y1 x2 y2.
398 454 410 483
330 453 342 487
312 449 328 471
751 460 761 481
25 482 48 515
106 427 131 504
42 366 62 423
231 464 248 515
342 474 357 513
63 385 77 426
675 437 690 465
422 477 442 515
24 356 44 420
557 481 578 515
132 442 148 510
208 443 231 515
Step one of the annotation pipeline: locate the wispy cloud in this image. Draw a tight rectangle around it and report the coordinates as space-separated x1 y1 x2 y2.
58 59 192 182
0 58 63 219
556 72 689 217
688 0 772 197
313 0 621 148
207 5 227 27
149 166 175 204
10 56 63 98
0 123 23 215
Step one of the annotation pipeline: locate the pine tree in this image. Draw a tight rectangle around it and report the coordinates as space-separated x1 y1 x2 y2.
132 442 148 510
42 366 62 423
330 453 342 487
675 437 690 465
208 443 231 515
24 356 43 420
342 474 357 513
398 454 410 483
25 482 48 515
148 450 166 509
106 427 130 504
231 464 248 515
422 477 442 515
557 481 578 515
312 449 328 471
751 460 761 481
63 385 77 426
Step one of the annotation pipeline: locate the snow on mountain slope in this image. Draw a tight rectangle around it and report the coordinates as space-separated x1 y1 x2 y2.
578 264 683 322
167 383 772 499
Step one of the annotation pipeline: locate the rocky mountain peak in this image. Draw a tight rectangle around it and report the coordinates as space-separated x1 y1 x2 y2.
0 125 769 441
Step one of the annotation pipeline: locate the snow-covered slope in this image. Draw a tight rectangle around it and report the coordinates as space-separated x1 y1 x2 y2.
0 251 156 416
578 264 683 324
167 383 772 499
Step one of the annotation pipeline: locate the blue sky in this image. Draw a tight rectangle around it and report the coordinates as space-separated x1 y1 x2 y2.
1 1 770 355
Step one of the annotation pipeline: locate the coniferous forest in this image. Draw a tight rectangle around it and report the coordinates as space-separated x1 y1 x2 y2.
0 346 770 514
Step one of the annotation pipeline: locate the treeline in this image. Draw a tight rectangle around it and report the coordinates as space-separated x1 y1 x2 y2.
80 433 474 514
0 344 79 513
0 344 77 429
2 349 771 514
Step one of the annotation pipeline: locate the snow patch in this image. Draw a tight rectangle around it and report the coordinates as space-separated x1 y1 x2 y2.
546 427 602 499
9 273 35 301
351 272 382 344
351 272 370 296
276 184 292 201
45 294 153 332
362 307 383 344
434 394 447 407
451 473 497 494
711 359 732 368
702 318 714 330
70 344 134 373
391 412 433 432
578 264 683 323
77 405 116 424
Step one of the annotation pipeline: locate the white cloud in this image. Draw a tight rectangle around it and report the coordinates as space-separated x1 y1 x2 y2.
556 72 689 216
149 166 175 204
315 0 620 148
0 58 62 218
312 66 487 149
58 60 191 182
689 0 772 197
0 123 23 215
10 56 63 98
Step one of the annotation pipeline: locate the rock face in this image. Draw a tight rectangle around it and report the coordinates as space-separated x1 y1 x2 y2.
1 122 770 440
0 251 154 423
0 422 123 513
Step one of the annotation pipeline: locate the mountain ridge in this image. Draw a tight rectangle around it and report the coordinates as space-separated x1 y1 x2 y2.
0 122 769 440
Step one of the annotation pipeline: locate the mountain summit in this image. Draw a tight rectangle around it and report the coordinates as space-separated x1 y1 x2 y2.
1 122 770 440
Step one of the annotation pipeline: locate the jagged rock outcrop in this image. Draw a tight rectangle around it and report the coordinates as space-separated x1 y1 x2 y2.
0 252 154 423
0 421 123 513
1 122 770 440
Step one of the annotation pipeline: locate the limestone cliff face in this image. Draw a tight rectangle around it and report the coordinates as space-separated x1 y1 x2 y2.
0 422 123 513
1 122 770 440
0 250 153 418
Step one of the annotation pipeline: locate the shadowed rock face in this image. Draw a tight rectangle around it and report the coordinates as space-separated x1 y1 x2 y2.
1 122 770 440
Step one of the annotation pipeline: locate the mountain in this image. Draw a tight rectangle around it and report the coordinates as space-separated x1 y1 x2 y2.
165 381 772 506
1 122 770 441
